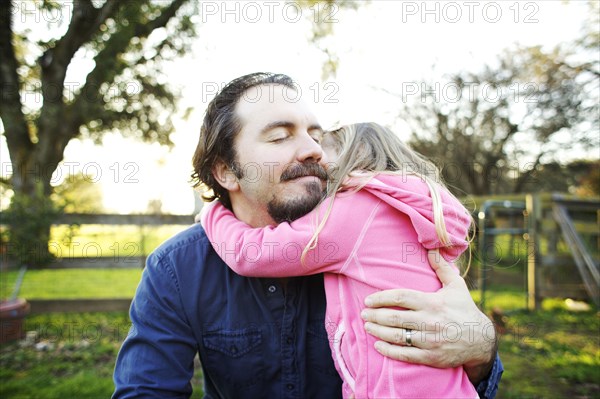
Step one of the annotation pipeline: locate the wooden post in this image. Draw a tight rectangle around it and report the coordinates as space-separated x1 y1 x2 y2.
478 208 487 311
525 194 541 311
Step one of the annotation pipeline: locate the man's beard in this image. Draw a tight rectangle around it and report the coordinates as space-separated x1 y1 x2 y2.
267 162 328 223
267 181 325 223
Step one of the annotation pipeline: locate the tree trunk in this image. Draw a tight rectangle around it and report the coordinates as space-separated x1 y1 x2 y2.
2 121 80 269
9 119 70 268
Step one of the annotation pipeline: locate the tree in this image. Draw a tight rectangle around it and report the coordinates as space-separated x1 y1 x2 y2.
532 160 600 197
1 0 198 197
400 13 598 196
0 0 198 265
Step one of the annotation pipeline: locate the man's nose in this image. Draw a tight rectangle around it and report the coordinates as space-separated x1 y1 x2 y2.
296 132 324 164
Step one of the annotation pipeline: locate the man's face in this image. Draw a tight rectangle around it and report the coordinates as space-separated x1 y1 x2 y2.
230 84 329 225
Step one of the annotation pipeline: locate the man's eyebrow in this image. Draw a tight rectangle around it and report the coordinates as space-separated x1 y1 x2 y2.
259 121 324 135
260 121 295 135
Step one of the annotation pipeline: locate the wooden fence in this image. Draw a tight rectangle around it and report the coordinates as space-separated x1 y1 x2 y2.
3 213 194 313
48 213 193 270
547 194 599 306
477 194 599 309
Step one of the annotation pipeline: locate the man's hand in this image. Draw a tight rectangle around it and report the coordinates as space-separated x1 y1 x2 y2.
360 250 497 384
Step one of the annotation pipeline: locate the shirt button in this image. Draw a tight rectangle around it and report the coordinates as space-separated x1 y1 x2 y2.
267 285 277 293
230 345 238 354
286 384 294 391
286 336 293 344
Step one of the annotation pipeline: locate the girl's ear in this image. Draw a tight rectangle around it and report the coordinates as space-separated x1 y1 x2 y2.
212 160 240 192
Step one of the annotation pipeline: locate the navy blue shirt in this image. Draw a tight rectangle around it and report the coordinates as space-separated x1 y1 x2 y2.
113 223 503 398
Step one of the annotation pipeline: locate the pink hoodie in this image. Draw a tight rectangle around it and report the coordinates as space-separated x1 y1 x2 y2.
203 174 478 399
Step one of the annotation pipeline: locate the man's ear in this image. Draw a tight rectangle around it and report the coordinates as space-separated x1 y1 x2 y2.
212 160 240 192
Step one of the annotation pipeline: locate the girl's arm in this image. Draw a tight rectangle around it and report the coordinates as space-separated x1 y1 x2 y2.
201 196 368 277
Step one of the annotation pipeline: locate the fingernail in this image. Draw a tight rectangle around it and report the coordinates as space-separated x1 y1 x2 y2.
360 310 368 320
364 322 371 333
374 341 383 353
364 297 373 307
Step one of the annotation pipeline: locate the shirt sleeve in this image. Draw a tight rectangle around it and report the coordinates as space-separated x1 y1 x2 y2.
475 353 504 399
112 252 197 398
202 197 369 277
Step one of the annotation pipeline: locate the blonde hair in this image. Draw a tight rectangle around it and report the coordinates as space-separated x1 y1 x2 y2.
303 122 473 274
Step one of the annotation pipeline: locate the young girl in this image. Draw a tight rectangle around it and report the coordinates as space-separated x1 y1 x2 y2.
202 122 478 399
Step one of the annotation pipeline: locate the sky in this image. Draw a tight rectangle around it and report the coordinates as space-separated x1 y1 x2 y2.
0 0 595 214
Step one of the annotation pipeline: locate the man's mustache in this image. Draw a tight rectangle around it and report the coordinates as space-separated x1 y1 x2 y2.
280 163 329 182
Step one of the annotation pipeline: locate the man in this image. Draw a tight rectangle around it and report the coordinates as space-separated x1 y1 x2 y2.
113 73 503 398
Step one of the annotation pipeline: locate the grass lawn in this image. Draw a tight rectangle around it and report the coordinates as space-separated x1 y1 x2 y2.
0 312 131 398
1 269 143 300
493 299 599 398
0 312 205 398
